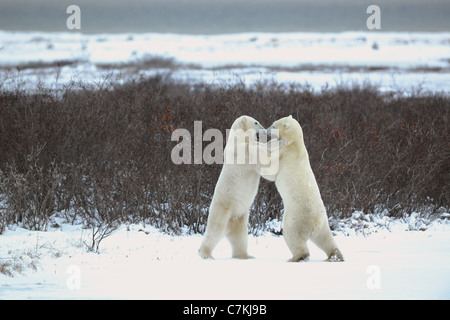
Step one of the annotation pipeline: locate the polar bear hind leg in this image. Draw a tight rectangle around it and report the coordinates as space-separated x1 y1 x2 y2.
310 223 345 262
226 214 254 259
286 241 310 262
199 208 253 259
198 207 230 259
283 227 310 262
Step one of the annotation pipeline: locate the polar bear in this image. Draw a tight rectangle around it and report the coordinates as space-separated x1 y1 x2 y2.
266 116 344 262
198 115 275 259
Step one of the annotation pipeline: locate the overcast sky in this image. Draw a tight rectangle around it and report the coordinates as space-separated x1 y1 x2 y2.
1 0 449 33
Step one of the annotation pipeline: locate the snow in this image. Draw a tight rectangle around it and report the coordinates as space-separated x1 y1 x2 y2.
1 218 449 299
1 30 449 94
1 31 448 69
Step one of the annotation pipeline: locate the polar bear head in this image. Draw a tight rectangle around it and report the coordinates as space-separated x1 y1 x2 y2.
224 115 268 166
267 115 307 157
229 115 265 142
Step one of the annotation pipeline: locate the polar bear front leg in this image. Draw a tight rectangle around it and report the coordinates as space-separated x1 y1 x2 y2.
226 214 254 259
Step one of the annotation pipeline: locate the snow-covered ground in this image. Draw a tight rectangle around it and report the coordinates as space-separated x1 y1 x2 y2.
1 216 449 300
1 30 449 93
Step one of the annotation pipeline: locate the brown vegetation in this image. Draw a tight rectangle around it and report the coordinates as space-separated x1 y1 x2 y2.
0 75 448 235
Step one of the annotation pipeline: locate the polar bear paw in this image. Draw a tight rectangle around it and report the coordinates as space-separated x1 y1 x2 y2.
233 253 255 260
326 249 344 262
288 253 310 262
198 248 215 260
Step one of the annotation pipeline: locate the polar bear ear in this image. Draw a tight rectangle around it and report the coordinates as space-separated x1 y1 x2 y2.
283 115 292 129
241 116 248 130
282 117 291 129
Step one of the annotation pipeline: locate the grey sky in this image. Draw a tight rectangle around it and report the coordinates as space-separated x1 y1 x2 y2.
0 0 449 33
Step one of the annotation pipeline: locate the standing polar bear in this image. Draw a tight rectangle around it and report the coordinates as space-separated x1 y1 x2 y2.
267 116 344 262
198 115 276 259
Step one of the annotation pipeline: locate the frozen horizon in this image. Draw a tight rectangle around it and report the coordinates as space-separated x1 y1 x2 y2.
1 30 449 94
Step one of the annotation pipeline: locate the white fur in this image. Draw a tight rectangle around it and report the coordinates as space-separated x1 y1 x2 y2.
198 115 270 259
267 116 344 262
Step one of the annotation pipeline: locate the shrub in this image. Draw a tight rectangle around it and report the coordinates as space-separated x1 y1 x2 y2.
0 75 448 235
